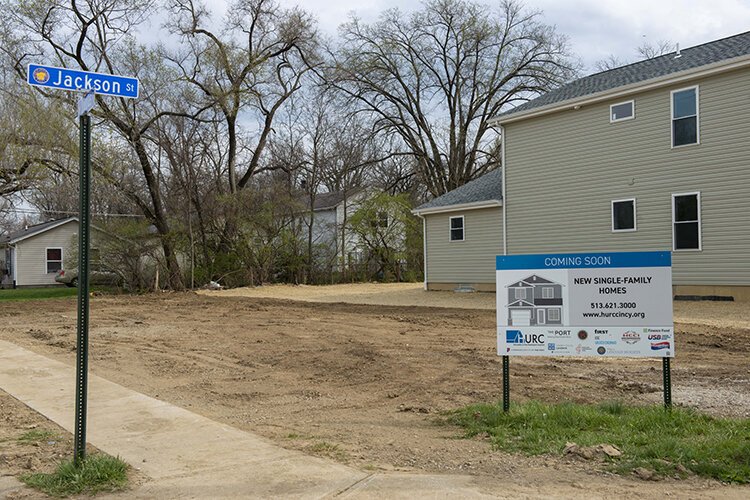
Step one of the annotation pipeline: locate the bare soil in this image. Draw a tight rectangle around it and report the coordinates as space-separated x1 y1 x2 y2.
0 389 73 499
1 288 749 498
0 389 140 499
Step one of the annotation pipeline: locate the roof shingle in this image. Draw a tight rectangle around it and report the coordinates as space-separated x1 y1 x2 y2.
0 217 77 245
415 169 502 212
500 31 750 119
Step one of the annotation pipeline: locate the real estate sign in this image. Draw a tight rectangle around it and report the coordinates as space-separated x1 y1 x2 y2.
496 251 673 358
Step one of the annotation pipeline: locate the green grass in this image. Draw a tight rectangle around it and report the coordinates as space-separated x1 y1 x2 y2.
0 286 123 301
0 287 78 301
308 441 340 453
448 400 750 483
18 429 57 444
306 441 348 461
21 454 129 497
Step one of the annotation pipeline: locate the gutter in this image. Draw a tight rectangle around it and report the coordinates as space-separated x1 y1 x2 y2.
500 125 507 257
7 217 78 245
491 53 750 126
12 243 17 285
412 199 502 216
415 213 427 290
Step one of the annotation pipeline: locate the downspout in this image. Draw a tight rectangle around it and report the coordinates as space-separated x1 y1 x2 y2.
501 124 507 256
418 214 427 290
12 244 17 286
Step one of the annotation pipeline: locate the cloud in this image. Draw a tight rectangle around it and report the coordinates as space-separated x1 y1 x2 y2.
153 0 749 73
531 0 750 70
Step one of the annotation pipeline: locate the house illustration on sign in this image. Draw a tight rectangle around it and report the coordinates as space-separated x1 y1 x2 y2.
507 275 563 326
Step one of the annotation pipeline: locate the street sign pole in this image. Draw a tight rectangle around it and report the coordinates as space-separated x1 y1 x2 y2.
28 63 139 467
74 112 92 466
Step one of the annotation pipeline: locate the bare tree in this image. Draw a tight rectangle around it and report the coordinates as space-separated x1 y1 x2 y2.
2 0 195 289
595 39 675 71
594 54 627 72
154 109 228 283
0 80 76 197
637 39 675 59
325 0 574 197
167 0 318 194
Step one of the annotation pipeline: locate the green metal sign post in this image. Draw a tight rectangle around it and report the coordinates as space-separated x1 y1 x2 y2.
663 357 672 410
27 65 139 467
74 113 92 465
502 355 510 412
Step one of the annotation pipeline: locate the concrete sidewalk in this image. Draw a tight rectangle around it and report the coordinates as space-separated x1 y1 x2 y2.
0 340 499 499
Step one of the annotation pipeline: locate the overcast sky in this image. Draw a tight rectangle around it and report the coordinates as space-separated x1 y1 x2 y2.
268 0 750 72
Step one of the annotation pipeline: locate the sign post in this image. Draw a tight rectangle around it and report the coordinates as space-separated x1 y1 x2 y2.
496 251 674 410
74 110 91 464
27 64 139 466
502 355 510 412
663 357 672 409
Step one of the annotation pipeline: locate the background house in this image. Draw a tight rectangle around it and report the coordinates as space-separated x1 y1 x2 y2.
304 188 369 270
413 169 503 291
495 31 750 300
1 217 81 287
0 217 126 288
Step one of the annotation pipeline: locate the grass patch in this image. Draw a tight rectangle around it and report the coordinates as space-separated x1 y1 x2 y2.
21 454 129 497
308 441 341 453
18 429 57 444
0 287 78 301
306 441 348 461
0 286 124 302
448 400 750 483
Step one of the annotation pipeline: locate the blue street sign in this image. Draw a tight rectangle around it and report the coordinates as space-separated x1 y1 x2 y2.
27 64 139 99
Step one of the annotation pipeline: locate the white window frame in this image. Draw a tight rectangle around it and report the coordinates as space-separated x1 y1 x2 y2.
542 287 553 299
514 288 527 300
449 215 464 242
45 247 64 274
670 85 700 148
609 100 635 123
537 309 546 325
672 191 702 252
548 309 561 322
611 198 637 233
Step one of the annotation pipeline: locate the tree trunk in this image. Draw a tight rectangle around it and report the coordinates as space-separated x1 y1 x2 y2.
132 137 184 290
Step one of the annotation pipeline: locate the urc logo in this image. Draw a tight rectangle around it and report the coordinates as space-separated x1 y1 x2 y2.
506 330 545 345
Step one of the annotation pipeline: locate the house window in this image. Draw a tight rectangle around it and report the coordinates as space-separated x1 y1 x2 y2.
548 309 561 322
514 288 527 300
672 86 699 147
46 248 63 274
542 287 553 299
673 192 701 251
449 216 464 241
611 199 636 232
610 100 634 122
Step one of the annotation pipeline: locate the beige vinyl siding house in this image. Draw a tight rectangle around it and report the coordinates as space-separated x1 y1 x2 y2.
495 32 750 300
1 217 105 287
414 169 503 291
422 207 503 291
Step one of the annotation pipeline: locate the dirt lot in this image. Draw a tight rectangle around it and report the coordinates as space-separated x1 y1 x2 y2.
0 389 73 499
1 287 749 497
0 388 141 499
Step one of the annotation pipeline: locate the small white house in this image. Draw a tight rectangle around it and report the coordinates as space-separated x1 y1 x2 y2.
304 188 369 269
1 217 96 287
